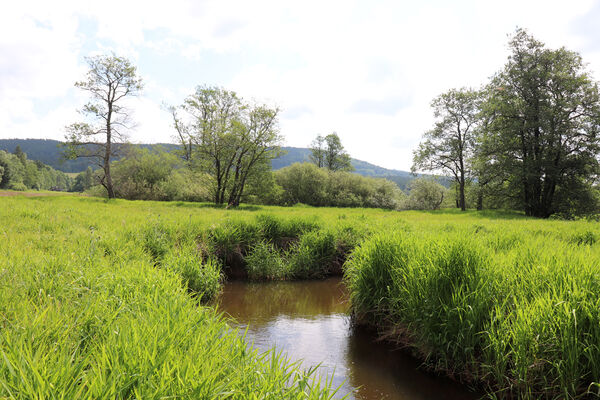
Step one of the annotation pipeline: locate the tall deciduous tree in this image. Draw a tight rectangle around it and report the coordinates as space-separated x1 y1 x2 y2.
173 85 282 207
65 55 143 199
412 88 480 211
309 135 326 168
481 29 600 218
309 133 353 172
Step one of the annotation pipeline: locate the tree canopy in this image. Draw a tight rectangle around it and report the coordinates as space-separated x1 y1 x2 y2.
309 133 353 172
479 29 600 217
172 85 283 206
413 88 480 211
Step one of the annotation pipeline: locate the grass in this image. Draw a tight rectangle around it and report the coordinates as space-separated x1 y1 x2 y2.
0 196 344 399
345 217 600 399
2 194 600 398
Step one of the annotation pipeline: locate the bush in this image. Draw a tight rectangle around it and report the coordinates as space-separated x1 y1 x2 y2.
405 178 448 210
274 163 405 209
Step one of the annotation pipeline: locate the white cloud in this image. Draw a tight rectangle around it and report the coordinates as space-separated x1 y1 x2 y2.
1 0 600 171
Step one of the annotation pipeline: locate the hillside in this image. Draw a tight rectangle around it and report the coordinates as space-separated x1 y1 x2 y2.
0 139 447 189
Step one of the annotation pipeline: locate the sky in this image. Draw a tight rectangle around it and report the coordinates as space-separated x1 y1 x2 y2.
1 0 600 171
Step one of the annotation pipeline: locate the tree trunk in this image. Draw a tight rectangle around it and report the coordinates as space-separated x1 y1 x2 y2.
459 173 466 211
105 106 115 199
476 184 483 211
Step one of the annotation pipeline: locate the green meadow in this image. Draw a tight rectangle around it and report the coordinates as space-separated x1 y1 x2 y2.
2 195 600 398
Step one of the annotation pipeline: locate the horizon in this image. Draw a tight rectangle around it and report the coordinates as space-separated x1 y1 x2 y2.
1 1 599 171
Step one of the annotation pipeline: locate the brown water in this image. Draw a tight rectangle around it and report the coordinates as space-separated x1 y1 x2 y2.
217 277 481 400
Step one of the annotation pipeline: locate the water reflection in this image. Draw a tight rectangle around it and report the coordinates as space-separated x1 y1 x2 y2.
217 278 480 400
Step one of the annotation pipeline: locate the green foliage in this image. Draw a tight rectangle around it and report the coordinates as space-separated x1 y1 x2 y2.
110 146 180 200
309 133 353 172
0 150 72 191
0 196 343 399
413 88 480 211
274 163 405 209
172 85 283 206
478 29 600 218
71 167 94 192
405 178 448 210
346 215 600 399
245 241 289 280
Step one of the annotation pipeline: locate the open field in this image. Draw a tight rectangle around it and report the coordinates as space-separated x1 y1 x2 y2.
1 194 600 398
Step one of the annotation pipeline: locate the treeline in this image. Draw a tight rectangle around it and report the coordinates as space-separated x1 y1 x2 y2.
85 146 450 210
0 147 72 191
414 29 600 218
64 58 448 211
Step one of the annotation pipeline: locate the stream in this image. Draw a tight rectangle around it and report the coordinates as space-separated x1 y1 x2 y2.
217 277 480 400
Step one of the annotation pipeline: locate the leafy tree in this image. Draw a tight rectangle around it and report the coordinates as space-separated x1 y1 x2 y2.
480 29 600 218
309 135 326 168
65 54 143 199
13 145 26 166
172 86 283 206
72 167 94 192
413 88 480 211
310 133 353 171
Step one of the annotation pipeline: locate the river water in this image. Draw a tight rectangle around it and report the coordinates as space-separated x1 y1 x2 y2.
216 277 480 399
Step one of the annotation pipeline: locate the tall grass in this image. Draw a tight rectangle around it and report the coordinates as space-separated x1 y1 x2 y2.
4 194 600 398
0 196 342 399
345 222 600 399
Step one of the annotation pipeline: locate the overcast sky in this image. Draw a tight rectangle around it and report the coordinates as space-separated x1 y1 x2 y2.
1 1 599 171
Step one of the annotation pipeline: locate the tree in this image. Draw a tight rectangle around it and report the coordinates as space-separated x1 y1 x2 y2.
309 135 326 168
71 167 94 192
309 133 353 171
13 145 26 166
480 29 600 217
65 54 143 199
172 85 283 207
412 88 480 211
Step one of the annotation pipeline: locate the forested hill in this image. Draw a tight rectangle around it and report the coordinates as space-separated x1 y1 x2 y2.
0 139 437 189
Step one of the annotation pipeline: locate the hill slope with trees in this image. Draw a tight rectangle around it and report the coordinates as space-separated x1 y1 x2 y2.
0 139 439 189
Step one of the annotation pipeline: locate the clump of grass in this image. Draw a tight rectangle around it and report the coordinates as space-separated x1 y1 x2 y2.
255 214 319 245
141 220 176 262
162 245 223 302
289 230 337 278
569 230 597 246
245 240 290 280
346 226 600 399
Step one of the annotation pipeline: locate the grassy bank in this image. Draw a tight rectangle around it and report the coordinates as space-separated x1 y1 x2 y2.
0 196 345 399
345 216 600 399
3 194 600 398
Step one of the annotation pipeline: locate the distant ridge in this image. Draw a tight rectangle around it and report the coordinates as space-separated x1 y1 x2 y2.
0 139 447 189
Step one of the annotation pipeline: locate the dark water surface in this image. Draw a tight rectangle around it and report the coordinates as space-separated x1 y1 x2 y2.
217 277 481 400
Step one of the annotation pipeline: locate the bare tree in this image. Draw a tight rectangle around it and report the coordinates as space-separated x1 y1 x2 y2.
65 54 143 198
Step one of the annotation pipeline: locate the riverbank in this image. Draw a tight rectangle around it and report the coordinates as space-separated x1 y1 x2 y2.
345 223 600 399
0 196 342 398
2 195 598 398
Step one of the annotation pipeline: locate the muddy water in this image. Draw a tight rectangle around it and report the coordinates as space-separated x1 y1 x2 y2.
217 277 480 400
